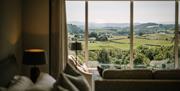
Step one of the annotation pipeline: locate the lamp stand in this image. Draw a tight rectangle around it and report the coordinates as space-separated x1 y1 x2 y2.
30 66 40 83
75 49 78 66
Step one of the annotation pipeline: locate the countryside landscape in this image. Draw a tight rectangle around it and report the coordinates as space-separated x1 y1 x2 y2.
68 22 179 69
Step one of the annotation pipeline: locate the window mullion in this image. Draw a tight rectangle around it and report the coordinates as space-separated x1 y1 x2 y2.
175 0 179 69
130 0 134 69
85 0 89 63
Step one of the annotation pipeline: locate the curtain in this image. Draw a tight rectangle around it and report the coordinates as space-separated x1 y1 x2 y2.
50 0 68 79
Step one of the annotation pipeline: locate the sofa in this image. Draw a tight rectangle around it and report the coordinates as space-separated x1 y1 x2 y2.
95 69 180 91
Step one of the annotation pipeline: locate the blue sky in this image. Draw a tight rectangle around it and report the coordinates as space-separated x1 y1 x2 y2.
66 1 177 24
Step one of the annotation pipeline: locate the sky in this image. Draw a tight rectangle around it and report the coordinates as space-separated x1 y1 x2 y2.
66 1 178 24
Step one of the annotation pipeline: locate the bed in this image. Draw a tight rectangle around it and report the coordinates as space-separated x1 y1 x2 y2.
0 55 91 91
0 55 56 91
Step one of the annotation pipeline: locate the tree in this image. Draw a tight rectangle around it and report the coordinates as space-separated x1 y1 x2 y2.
67 24 83 34
96 35 108 41
139 32 144 36
97 49 110 64
89 32 98 38
134 53 150 65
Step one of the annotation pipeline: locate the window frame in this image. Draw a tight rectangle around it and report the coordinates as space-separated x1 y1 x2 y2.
66 0 179 69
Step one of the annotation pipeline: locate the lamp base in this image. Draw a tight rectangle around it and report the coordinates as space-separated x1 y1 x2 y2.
30 66 40 83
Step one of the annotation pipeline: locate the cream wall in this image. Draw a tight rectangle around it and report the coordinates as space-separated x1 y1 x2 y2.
0 0 22 72
22 0 49 75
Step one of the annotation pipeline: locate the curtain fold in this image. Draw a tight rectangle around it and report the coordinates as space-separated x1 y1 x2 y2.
50 0 68 79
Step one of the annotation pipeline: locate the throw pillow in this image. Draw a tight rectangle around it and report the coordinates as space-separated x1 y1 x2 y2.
64 62 81 76
8 76 33 91
65 73 90 91
54 73 79 91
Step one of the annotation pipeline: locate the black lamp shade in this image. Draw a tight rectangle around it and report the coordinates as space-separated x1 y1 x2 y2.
23 49 46 65
71 42 82 50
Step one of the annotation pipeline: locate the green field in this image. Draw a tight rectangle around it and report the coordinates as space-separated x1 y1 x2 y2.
86 34 174 50
74 33 177 69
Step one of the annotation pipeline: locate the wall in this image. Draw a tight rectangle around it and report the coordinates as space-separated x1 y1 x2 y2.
22 0 49 75
0 0 22 72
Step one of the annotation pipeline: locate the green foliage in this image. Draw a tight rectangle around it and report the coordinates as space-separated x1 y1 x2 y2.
68 23 176 68
89 51 98 61
96 35 108 41
97 49 110 64
67 24 83 34
136 45 174 61
111 57 122 65
89 32 98 38
137 45 155 60
134 53 150 65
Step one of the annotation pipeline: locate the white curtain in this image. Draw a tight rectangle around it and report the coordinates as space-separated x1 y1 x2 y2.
50 0 68 79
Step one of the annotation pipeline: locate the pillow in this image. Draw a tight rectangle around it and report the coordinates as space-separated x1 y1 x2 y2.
0 55 18 87
8 76 33 91
154 69 180 79
97 66 104 77
65 74 90 91
64 62 81 76
68 55 89 73
103 69 153 79
64 62 90 91
54 73 79 91
0 87 7 91
26 73 56 91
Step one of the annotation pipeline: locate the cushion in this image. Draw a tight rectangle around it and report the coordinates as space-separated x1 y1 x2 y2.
64 62 81 76
8 76 33 91
103 69 153 79
54 73 79 91
76 64 89 73
154 69 180 79
64 62 90 91
68 55 89 73
26 73 56 91
65 73 90 91
0 55 18 87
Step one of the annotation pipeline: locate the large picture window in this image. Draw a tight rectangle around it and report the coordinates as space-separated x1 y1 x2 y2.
88 1 130 68
66 1 85 63
66 0 179 69
134 1 175 69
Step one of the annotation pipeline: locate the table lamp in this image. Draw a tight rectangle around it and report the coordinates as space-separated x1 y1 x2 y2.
70 41 82 63
23 49 46 83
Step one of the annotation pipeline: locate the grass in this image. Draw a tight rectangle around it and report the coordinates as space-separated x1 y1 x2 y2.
83 34 174 51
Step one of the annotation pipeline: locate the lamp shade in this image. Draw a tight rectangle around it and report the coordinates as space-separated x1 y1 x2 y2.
70 42 82 50
23 49 46 65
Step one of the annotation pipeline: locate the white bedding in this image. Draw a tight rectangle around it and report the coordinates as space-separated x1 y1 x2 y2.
8 75 33 91
1 73 56 91
26 73 56 91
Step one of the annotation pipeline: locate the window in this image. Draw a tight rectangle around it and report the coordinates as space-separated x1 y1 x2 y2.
134 1 175 69
88 1 130 68
66 1 85 63
66 0 180 69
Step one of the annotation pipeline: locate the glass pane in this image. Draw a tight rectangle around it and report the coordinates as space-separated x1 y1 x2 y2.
134 1 175 69
88 1 130 69
66 1 85 64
